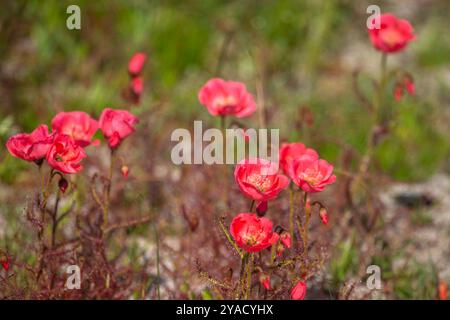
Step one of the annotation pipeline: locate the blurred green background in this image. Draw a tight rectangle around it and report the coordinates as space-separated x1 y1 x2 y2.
1 0 449 183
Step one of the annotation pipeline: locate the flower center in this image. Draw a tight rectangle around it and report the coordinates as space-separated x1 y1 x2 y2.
301 168 323 186
381 29 403 46
247 174 271 192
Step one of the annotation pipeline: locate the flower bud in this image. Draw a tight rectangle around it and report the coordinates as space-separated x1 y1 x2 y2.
290 281 307 300
256 201 268 216
259 273 270 290
58 177 69 194
276 242 285 257
280 231 292 248
439 281 447 300
319 207 328 225
1 258 10 271
394 84 404 102
121 165 129 179
404 77 415 95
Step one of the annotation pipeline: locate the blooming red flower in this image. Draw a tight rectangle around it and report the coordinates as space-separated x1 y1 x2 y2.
46 134 86 174
6 125 54 162
198 78 256 118
291 281 307 300
368 13 415 53
234 158 289 202
230 213 279 253
128 52 147 76
288 155 336 193
51 111 98 147
279 142 318 176
99 108 139 148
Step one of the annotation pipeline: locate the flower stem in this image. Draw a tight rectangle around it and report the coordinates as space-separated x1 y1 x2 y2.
152 221 161 300
289 186 294 240
249 200 255 212
103 148 115 231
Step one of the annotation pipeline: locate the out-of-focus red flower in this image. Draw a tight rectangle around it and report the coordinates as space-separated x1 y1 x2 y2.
368 13 415 53
230 213 279 253
198 78 256 118
291 281 307 300
51 111 98 147
439 281 447 300
259 273 270 290
121 165 129 178
99 108 139 148
288 155 336 193
319 207 329 225
46 134 86 174
279 142 318 177
234 158 289 202
6 125 54 163
404 77 415 95
280 231 292 248
131 77 144 96
128 52 147 76
394 85 404 102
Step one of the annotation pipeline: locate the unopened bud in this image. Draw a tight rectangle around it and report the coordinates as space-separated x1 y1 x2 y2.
58 177 69 194
439 281 447 300
121 165 129 178
256 201 268 216
276 242 285 257
259 273 270 290
319 207 328 225
280 231 292 248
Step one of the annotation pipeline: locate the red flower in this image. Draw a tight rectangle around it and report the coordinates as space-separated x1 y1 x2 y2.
99 108 139 148
279 142 318 176
291 281 307 300
51 111 98 147
230 213 279 253
198 78 256 118
128 52 147 76
368 13 415 53
6 125 54 162
46 134 86 174
289 155 336 193
234 158 289 202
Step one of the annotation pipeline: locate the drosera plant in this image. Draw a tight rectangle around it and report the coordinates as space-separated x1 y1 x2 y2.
0 54 152 299
194 78 336 300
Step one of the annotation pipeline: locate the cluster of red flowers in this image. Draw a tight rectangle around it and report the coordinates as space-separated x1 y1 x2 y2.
198 76 337 299
6 109 138 174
